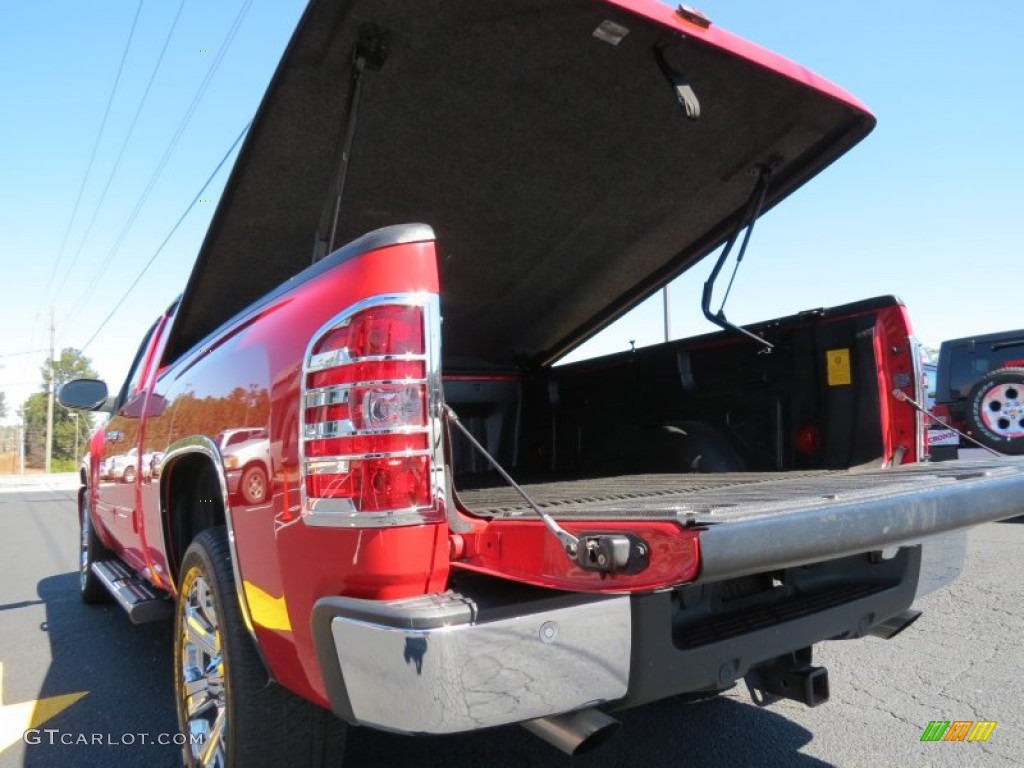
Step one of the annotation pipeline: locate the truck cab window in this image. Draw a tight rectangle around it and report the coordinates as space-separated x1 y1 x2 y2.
114 321 158 411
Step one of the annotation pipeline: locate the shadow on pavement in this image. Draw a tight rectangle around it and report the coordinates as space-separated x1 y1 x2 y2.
996 514 1024 524
22 572 179 768
345 694 833 768
20 572 834 768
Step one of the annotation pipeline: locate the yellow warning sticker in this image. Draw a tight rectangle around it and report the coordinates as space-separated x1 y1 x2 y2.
826 348 851 386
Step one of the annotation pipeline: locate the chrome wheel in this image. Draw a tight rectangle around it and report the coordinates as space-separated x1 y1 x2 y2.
980 383 1024 438
966 368 1024 455
180 569 226 767
174 525 347 766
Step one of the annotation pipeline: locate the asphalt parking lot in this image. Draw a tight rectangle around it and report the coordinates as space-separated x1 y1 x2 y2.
0 477 1021 768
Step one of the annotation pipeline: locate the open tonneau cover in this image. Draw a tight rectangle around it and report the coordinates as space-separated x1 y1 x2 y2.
457 459 1024 581
165 0 874 367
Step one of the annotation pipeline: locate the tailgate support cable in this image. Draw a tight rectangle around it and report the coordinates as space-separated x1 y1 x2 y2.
444 404 652 575
443 404 580 558
891 389 1001 456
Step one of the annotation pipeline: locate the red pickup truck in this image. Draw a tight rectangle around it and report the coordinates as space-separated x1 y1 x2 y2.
59 2 1024 765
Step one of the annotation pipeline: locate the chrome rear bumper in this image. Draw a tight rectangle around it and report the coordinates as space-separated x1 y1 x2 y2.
311 591 630 734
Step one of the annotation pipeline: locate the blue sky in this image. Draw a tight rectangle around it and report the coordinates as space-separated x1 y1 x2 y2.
2 1 1022 423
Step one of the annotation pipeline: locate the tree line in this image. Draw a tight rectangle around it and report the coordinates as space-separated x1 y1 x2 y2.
18 348 98 471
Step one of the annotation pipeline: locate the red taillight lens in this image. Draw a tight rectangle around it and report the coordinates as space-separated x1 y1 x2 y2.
314 324 350 355
314 305 424 358
301 299 439 525
308 360 425 389
305 433 429 458
306 456 429 512
351 305 424 357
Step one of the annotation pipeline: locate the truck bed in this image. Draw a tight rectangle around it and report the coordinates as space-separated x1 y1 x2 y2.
456 459 1024 581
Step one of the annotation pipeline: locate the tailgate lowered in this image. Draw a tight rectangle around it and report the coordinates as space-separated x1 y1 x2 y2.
695 460 1024 581
457 459 1024 586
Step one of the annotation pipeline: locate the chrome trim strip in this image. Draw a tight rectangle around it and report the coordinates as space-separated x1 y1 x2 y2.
158 435 256 642
328 595 631 733
304 500 432 528
304 385 352 409
305 496 358 517
300 292 446 527
304 459 351 475
307 350 428 372
304 420 355 439
304 448 431 467
303 421 429 439
304 381 428 409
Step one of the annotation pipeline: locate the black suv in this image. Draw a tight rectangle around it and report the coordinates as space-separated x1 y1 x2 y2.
934 330 1024 455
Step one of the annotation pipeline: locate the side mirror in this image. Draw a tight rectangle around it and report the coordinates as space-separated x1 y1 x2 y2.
58 379 111 412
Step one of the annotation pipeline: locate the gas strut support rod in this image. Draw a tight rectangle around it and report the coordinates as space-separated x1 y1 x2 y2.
701 164 775 352
444 405 652 576
443 404 580 558
891 389 1001 456
312 27 390 263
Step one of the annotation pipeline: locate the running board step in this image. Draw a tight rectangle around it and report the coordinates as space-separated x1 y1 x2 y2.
91 559 173 624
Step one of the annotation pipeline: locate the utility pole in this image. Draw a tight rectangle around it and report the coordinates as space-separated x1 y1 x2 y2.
45 307 55 474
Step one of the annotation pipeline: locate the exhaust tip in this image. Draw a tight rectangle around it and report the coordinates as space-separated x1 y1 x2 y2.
868 609 922 640
522 708 621 757
572 720 620 756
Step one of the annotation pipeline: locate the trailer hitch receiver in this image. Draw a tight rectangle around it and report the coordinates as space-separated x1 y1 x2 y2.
745 648 829 708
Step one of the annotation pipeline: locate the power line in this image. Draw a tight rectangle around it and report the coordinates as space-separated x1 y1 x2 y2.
38 0 144 310
52 0 187 307
62 0 254 330
0 349 48 359
80 119 252 354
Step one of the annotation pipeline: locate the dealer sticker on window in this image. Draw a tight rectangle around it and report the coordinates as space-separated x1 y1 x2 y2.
826 348 851 386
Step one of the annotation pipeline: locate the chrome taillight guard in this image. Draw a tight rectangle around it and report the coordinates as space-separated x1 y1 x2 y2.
299 293 446 527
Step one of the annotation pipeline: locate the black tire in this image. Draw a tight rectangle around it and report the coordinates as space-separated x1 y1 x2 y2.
175 527 347 767
965 368 1024 455
645 420 747 472
79 488 110 604
122 465 136 483
239 465 268 504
